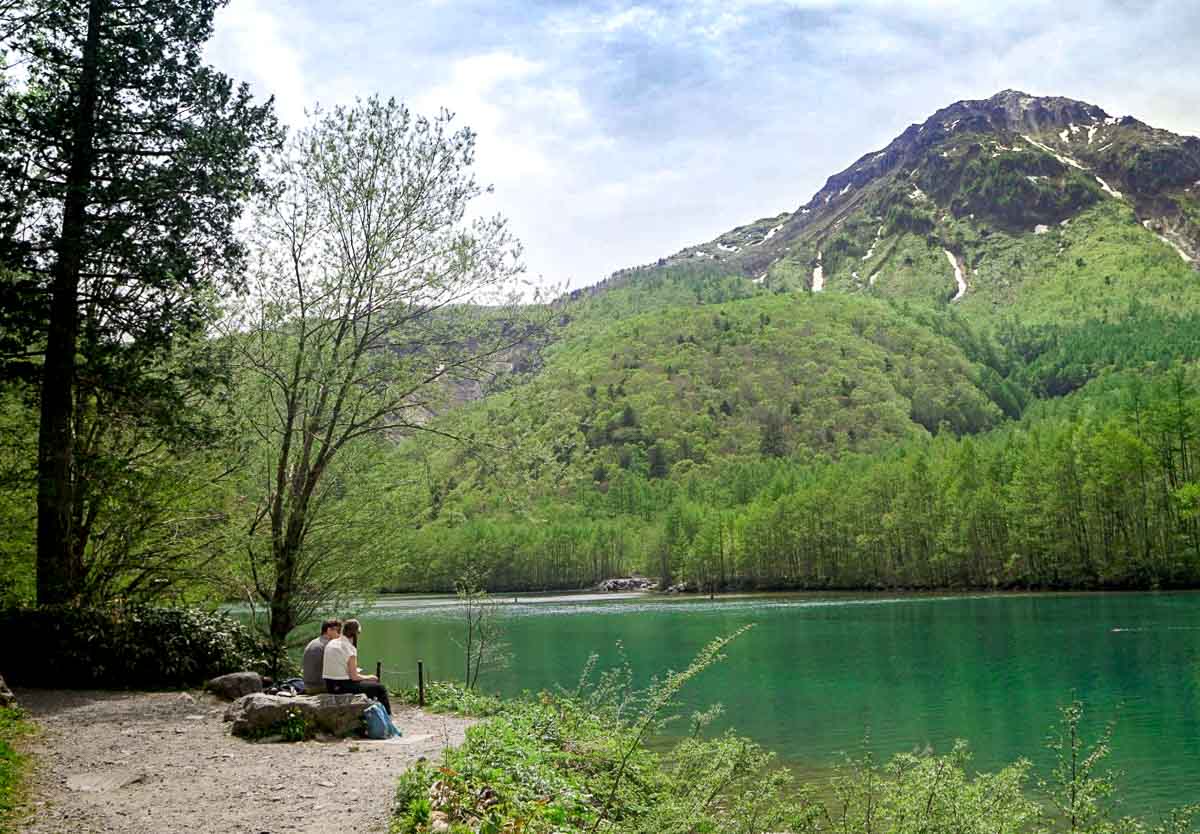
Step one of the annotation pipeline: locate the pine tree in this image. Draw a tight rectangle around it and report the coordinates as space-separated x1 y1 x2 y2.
0 0 278 603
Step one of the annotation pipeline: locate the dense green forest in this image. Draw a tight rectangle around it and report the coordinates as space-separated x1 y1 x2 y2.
390 355 1200 592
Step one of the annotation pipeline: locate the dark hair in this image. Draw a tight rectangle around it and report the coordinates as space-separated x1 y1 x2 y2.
342 618 360 646
320 618 342 635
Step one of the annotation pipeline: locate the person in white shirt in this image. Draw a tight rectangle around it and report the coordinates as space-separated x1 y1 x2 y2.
321 618 393 714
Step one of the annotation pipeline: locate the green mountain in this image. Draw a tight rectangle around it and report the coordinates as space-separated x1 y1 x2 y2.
389 91 1200 593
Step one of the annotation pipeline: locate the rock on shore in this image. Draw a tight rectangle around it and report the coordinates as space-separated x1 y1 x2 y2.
597 577 657 592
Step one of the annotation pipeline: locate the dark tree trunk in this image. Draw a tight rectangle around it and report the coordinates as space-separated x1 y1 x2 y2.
36 0 106 605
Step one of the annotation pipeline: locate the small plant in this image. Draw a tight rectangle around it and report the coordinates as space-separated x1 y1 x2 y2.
453 566 510 691
278 707 313 743
244 706 314 742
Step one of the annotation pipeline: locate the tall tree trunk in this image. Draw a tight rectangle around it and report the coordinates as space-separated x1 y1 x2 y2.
36 0 106 605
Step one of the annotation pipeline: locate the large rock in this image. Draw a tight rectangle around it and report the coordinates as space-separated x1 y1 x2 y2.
224 692 371 738
598 576 656 592
0 675 16 709
205 671 263 700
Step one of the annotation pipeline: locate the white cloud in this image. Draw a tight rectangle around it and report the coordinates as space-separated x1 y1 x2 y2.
199 0 1200 292
415 52 556 180
205 0 309 128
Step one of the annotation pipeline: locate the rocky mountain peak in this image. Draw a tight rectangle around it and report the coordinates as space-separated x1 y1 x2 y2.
650 90 1200 281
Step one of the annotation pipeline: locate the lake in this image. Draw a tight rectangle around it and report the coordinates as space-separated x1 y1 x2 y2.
345 590 1200 818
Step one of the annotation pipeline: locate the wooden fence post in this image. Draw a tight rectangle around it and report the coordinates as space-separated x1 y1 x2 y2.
418 659 425 708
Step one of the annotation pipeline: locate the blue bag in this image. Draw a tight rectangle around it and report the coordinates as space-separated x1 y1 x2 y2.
363 702 402 739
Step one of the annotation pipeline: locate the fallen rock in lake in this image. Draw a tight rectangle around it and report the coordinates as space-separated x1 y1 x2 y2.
205 671 264 701
224 692 371 738
0 674 16 708
597 577 656 592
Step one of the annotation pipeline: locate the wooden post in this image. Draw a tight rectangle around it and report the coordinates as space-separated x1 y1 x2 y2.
375 660 382 680
417 659 425 708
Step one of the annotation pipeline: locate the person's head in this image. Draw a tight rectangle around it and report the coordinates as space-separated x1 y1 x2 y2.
342 618 361 646
320 618 342 639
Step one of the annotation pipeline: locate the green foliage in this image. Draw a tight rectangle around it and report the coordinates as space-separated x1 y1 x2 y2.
396 680 506 717
800 742 1039 834
393 648 1197 834
955 201 1200 326
390 628 807 834
942 146 1099 231
1123 145 1200 193
390 363 1200 593
0 706 33 830
218 95 536 666
0 605 266 689
0 0 280 606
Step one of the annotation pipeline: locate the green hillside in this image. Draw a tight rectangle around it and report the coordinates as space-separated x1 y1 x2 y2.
382 91 1200 593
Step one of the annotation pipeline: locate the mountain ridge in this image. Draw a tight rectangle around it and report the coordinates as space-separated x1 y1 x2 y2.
615 90 1200 294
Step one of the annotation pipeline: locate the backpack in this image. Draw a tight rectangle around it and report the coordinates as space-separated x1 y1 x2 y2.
362 702 402 739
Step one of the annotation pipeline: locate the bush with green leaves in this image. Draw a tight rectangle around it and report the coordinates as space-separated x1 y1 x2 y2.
0 605 267 689
395 680 506 717
0 706 33 830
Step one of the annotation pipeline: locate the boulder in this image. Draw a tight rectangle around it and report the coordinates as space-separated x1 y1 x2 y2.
598 576 655 592
0 675 16 709
224 692 371 738
205 671 263 700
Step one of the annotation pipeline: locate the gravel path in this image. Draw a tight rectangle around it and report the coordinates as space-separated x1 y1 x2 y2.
12 688 476 834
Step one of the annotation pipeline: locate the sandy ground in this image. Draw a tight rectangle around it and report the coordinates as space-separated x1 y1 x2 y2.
12 688 476 834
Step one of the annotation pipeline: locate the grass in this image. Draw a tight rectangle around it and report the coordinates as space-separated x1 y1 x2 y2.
0 706 34 832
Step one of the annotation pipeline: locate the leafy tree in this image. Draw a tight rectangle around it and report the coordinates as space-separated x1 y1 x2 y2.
759 411 788 458
0 0 278 604
224 96 535 659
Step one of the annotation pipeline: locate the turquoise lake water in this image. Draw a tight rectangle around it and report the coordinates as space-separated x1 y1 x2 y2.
344 591 1200 818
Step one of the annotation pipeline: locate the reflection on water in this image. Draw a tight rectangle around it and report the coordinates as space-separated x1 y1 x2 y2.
337 590 1200 819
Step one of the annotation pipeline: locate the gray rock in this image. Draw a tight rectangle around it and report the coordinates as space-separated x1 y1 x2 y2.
205 671 263 700
0 675 16 709
224 693 371 738
598 576 655 592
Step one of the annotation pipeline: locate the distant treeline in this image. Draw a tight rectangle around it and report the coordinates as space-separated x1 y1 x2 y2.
393 368 1200 592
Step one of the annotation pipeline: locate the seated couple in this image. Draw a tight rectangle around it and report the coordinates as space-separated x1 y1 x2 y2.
301 618 393 715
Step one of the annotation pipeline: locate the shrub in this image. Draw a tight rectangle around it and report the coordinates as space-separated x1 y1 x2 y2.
0 605 267 689
0 706 33 829
395 680 505 717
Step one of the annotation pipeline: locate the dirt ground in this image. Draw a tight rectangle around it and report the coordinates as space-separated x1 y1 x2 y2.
11 688 476 834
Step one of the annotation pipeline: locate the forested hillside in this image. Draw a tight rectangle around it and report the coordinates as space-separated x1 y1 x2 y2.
380 91 1200 593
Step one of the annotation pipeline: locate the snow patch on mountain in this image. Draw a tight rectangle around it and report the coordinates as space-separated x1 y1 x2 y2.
944 249 967 301
1023 135 1086 170
1144 221 1195 263
862 226 884 261
1094 176 1122 199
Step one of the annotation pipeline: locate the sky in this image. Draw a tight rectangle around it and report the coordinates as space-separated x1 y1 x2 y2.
205 0 1200 292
